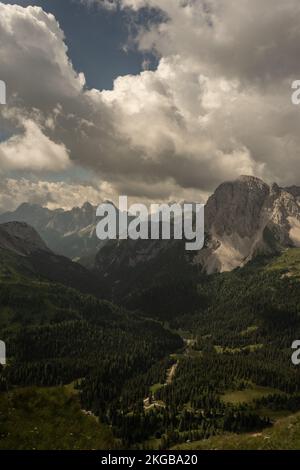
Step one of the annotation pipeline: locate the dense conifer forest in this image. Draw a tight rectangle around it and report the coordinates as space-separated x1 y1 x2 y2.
1 248 300 448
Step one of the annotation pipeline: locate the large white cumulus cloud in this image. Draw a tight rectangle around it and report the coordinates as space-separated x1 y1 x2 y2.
1 1 300 210
106 0 300 186
0 118 70 172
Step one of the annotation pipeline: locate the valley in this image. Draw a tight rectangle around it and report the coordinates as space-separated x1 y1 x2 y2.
1 176 300 449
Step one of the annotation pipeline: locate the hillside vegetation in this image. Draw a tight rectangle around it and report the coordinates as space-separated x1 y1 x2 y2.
0 386 116 450
173 411 300 450
2 245 300 449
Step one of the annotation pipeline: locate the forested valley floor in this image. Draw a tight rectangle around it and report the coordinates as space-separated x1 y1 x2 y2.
2 248 300 449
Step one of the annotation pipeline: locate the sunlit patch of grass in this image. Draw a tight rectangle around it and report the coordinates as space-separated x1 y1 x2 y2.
150 383 164 394
214 344 263 354
221 385 281 405
266 249 300 279
240 326 258 336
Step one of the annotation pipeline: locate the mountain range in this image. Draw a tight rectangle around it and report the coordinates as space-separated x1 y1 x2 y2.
94 176 300 300
0 201 102 266
0 221 105 298
2 175 300 286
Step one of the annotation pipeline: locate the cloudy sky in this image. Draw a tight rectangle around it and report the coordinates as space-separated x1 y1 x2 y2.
0 0 300 211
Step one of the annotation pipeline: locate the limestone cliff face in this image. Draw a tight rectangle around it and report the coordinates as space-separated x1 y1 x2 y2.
197 176 300 273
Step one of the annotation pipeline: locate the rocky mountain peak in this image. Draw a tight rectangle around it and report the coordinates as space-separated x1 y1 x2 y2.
205 175 270 239
82 202 94 212
284 185 300 199
238 175 270 190
196 175 300 273
0 222 50 256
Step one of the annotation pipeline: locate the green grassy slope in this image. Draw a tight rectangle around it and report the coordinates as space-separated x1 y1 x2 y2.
221 386 282 405
0 386 116 450
173 411 300 450
266 248 300 278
